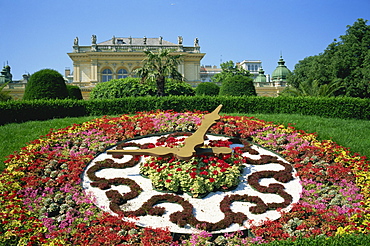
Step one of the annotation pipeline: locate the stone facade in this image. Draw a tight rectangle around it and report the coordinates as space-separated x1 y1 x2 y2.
67 35 205 88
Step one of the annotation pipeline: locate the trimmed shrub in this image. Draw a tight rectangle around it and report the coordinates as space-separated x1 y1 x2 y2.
90 78 155 99
23 69 68 100
164 79 195 96
195 82 220 96
1 96 369 125
66 85 83 100
219 75 257 96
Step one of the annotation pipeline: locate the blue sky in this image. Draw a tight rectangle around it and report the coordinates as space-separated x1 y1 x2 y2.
1 0 369 80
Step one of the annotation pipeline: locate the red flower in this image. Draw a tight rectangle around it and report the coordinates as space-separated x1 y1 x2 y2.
209 178 215 182
165 179 172 183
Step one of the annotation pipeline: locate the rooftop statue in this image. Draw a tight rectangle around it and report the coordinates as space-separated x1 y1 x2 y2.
74 37 79 46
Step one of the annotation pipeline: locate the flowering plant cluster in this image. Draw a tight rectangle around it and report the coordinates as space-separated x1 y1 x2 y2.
140 135 244 197
0 110 369 245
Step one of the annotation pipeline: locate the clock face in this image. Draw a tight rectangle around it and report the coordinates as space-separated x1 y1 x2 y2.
82 134 302 234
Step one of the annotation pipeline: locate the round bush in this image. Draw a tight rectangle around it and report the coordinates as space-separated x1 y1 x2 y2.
66 85 83 100
90 78 155 99
195 82 220 96
219 75 257 96
23 69 68 100
164 79 195 96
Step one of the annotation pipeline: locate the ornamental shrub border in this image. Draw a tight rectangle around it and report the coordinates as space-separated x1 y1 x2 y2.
1 96 370 125
0 110 369 245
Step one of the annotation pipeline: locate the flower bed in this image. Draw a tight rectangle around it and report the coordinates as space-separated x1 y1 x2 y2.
82 134 301 234
0 110 369 245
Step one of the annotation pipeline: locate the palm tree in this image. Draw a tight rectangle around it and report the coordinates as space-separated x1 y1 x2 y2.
0 82 12 101
135 49 183 96
280 79 344 97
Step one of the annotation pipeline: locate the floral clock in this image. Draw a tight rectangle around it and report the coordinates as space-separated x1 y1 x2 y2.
1 106 369 245
83 105 302 234
83 133 302 234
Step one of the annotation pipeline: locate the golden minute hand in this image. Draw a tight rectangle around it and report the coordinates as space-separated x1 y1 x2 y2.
107 146 176 157
174 104 223 159
107 105 225 160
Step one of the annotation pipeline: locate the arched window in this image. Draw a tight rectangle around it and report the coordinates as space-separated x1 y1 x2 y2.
117 68 128 79
102 69 112 82
247 65 251 71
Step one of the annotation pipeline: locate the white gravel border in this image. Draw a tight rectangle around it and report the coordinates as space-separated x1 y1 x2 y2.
82 135 302 234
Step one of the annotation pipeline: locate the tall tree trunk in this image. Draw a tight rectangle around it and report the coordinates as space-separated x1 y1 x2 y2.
156 76 166 96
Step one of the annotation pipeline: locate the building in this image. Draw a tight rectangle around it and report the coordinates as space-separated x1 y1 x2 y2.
67 35 205 88
271 56 291 87
238 60 262 79
0 65 12 84
200 65 222 83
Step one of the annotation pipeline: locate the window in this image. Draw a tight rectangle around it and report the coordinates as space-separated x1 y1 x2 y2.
102 69 113 82
117 68 128 79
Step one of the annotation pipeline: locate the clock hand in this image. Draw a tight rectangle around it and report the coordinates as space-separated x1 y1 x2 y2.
107 146 176 157
181 105 222 149
195 147 232 156
107 105 225 160
172 104 223 160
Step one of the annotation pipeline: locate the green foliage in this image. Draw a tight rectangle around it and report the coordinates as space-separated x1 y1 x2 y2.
90 78 193 99
261 234 370 246
23 69 68 100
288 18 370 98
0 82 12 101
164 79 195 96
135 49 183 96
195 82 220 96
212 60 252 85
1 96 370 125
280 79 344 97
90 78 155 99
66 84 83 100
219 75 257 96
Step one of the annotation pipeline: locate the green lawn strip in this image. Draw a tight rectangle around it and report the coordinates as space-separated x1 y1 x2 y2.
1 114 369 172
240 113 370 159
260 233 370 246
0 116 100 170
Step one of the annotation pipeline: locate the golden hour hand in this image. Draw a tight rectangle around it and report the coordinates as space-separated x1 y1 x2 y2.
107 105 231 160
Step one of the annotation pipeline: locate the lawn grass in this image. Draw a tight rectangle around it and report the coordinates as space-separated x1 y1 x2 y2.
241 113 370 158
0 116 101 170
1 114 369 171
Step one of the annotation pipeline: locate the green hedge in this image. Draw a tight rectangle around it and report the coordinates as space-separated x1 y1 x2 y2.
0 96 369 125
261 233 370 246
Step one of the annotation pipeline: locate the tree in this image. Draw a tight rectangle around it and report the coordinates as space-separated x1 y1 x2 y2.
66 84 83 100
288 18 370 98
90 78 155 99
219 75 256 96
212 61 252 84
0 82 12 101
195 82 220 96
280 79 344 97
135 49 183 96
164 79 195 96
23 69 68 100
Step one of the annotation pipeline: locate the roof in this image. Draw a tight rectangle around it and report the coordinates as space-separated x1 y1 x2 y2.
254 67 267 83
98 37 177 46
271 56 291 80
